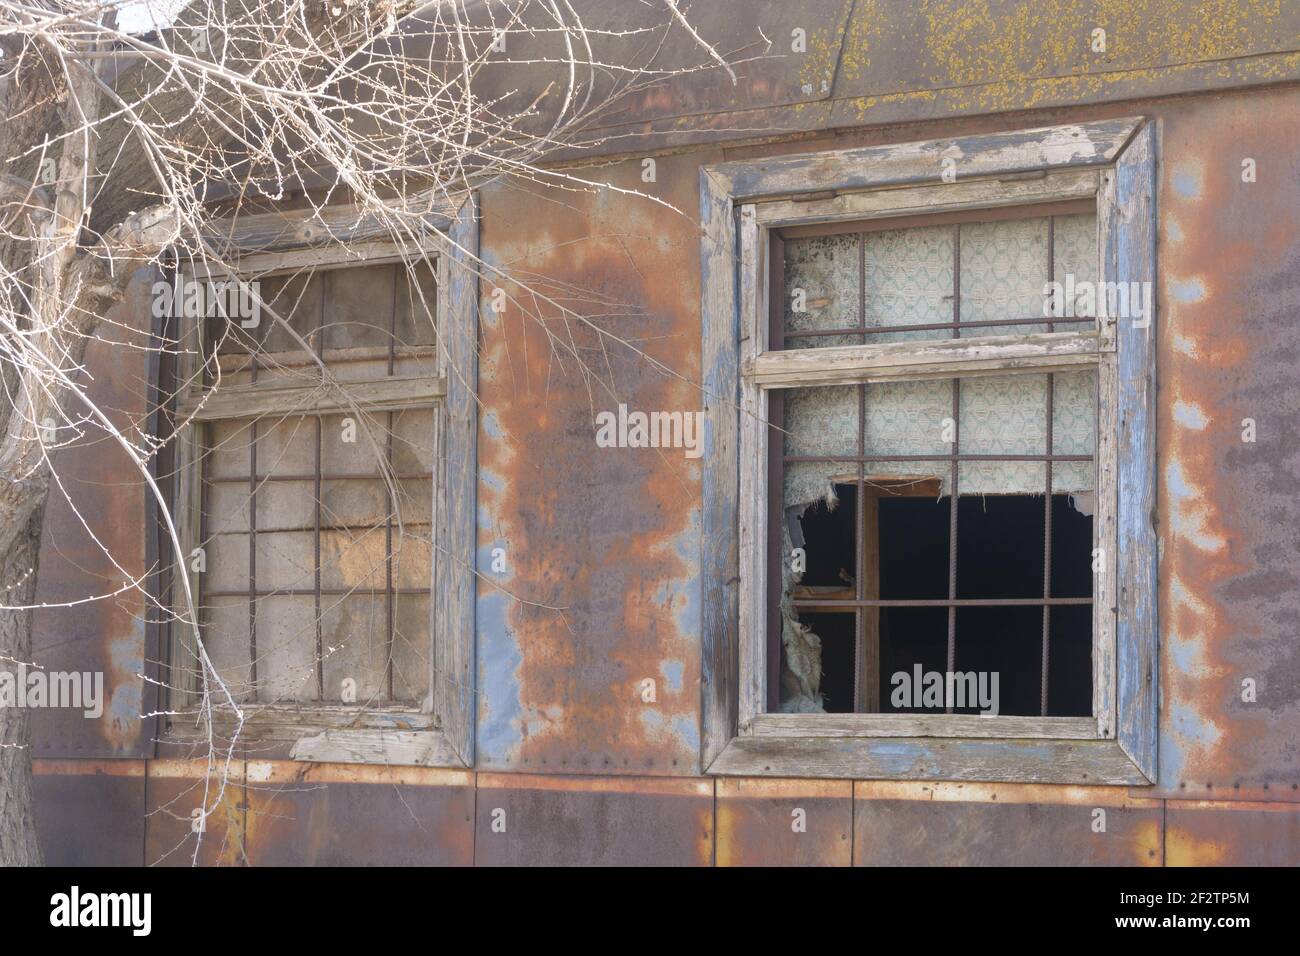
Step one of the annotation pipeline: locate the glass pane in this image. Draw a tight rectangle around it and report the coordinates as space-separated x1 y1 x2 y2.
1052 369 1096 494
1052 213 1099 304
959 217 1050 334
783 234 860 348
863 224 954 341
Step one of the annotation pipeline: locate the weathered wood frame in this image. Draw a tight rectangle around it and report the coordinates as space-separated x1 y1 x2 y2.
166 195 479 767
700 119 1157 784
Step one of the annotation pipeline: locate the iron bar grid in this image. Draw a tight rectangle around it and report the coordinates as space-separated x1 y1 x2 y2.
193 265 435 705
774 214 1095 717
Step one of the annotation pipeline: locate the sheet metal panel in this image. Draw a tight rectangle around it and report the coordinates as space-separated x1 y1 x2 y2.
30 270 155 758
1166 800 1300 866
853 782 1163 866
1151 86 1300 802
716 778 852 866
830 0 1300 123
244 762 475 866
33 760 145 866
475 154 711 775
419 0 851 143
474 772 713 866
145 759 247 867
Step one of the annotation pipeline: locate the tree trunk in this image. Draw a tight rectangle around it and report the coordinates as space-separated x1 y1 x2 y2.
0 499 48 866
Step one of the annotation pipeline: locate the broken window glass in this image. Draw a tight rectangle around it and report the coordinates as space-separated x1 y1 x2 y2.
774 211 1098 718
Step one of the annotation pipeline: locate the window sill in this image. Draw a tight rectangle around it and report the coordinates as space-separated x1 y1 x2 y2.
747 713 1101 739
706 734 1151 785
162 704 469 768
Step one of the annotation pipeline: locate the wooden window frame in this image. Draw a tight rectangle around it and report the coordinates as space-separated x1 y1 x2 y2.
163 196 480 768
700 119 1157 784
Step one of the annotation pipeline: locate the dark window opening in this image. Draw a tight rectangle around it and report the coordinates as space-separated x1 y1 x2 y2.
785 487 1093 717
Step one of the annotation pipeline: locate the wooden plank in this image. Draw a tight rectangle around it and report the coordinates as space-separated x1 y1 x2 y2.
754 167 1099 227
737 205 767 731
290 729 463 767
1093 165 1121 740
709 118 1142 202
177 375 446 421
214 344 435 374
189 234 444 280
431 193 479 767
746 330 1105 388
750 714 1098 740
700 169 741 765
169 424 204 708
165 702 435 744
708 736 1148 784
1094 349 1120 738
202 198 460 257
1110 123 1158 783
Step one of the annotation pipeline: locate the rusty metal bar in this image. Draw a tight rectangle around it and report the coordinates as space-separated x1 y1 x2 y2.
248 419 258 700
853 233 866 713
206 587 433 599
1042 217 1056 717
793 597 1093 608
314 276 325 701
210 471 433 483
947 223 961 712
784 453 1092 463
385 265 398 701
783 314 1089 339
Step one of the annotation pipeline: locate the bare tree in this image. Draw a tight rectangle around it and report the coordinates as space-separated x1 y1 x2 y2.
0 0 740 864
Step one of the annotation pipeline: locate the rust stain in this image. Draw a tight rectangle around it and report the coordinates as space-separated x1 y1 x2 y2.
474 771 714 865
476 152 707 775
145 759 247 866
855 780 1162 808
1155 89 1300 801
716 778 852 866
32 271 155 757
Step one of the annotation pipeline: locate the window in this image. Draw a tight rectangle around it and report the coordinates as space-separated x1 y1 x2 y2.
776 210 1099 718
700 120 1157 783
161 199 479 767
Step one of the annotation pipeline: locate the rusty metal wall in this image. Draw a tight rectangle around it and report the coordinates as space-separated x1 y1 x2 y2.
27 32 1300 865
30 269 156 759
475 151 713 776
35 761 1295 866
1152 87 1300 805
